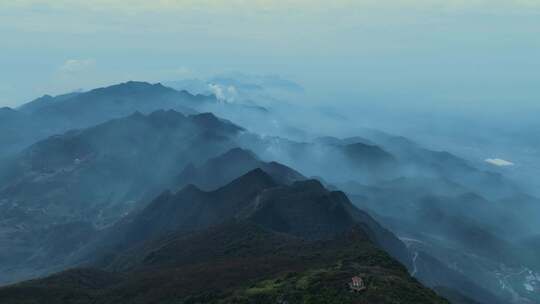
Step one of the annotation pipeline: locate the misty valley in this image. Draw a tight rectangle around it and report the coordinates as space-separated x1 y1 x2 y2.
0 80 538 304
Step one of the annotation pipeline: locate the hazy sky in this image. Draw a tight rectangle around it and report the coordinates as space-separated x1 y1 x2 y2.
1 0 539 112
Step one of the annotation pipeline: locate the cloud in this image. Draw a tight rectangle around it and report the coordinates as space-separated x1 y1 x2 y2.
208 83 238 103
59 59 96 73
485 158 515 167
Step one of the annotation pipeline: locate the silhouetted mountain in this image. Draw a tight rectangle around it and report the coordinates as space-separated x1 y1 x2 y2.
18 92 82 113
241 136 399 184
239 177 409 265
1 82 219 157
342 142 394 163
175 147 305 190
340 142 397 177
75 169 410 274
92 169 277 252
22 82 199 119
0 106 24 121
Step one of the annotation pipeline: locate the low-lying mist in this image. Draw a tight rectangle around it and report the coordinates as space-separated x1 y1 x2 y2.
165 75 540 302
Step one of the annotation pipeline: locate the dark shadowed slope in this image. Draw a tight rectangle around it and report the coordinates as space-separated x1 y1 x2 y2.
0 222 448 304
92 169 278 253
73 169 410 275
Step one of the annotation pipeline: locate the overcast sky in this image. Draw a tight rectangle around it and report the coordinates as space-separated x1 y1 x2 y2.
1 0 539 113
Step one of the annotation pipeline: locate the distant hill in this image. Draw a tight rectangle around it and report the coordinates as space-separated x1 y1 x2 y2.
17 91 82 113
340 130 522 200
1 81 215 157
18 81 202 119
174 147 305 191
241 136 400 185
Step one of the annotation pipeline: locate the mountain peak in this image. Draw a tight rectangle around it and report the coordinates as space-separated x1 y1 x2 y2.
128 111 145 119
216 168 277 195
190 112 219 122
189 112 243 133
40 94 54 100
174 149 304 191
119 80 156 88
84 81 176 98
178 184 203 195
236 168 275 184
148 109 187 121
0 106 17 113
122 110 189 128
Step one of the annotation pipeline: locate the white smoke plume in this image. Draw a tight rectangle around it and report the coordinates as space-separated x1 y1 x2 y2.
208 83 238 103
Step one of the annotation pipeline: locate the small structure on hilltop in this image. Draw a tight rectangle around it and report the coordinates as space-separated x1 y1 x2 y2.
349 276 366 292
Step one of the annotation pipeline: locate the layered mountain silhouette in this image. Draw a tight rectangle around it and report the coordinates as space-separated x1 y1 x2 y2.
0 82 217 157
76 169 409 268
175 147 305 191
240 136 400 185
315 134 521 200
0 82 537 303
341 142 396 171
18 81 201 120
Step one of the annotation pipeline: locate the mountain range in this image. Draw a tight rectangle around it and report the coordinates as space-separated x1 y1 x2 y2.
0 81 538 303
